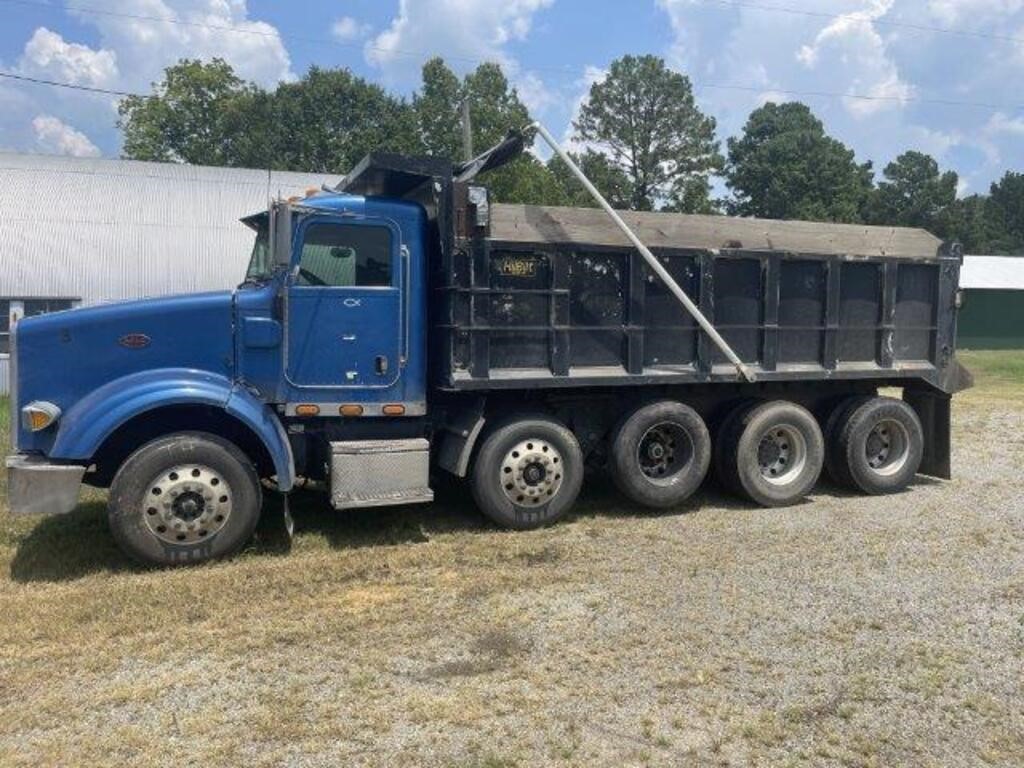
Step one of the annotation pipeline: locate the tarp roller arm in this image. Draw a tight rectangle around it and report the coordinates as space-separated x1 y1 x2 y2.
529 121 757 383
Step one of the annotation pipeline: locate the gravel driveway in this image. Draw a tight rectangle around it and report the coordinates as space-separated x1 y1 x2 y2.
1 379 1022 767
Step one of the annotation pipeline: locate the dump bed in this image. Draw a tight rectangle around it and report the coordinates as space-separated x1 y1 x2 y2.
434 202 963 393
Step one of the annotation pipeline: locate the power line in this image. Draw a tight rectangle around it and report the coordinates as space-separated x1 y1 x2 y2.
0 70 143 97
4 67 1021 115
1 0 1022 113
696 0 1024 47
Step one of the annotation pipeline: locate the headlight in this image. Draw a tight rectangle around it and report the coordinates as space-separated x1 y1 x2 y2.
21 401 61 432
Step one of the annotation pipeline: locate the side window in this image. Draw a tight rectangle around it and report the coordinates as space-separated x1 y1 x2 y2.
297 223 392 287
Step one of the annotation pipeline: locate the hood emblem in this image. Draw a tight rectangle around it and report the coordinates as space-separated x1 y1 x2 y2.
119 333 151 349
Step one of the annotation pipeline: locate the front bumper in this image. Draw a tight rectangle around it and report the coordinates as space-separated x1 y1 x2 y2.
5 455 86 515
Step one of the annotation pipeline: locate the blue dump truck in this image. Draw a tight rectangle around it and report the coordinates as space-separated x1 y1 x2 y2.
6 129 970 566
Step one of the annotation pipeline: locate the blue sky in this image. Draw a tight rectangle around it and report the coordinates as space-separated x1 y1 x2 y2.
1 0 1023 196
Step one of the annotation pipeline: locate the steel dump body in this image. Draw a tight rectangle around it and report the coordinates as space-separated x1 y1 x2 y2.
435 202 962 393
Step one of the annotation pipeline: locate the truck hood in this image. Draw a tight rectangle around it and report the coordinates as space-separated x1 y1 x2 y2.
12 291 235 452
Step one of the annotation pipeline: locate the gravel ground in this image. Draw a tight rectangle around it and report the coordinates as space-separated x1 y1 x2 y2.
1 373 1022 767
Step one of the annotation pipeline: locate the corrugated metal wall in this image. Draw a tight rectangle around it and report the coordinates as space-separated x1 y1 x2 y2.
0 153 337 394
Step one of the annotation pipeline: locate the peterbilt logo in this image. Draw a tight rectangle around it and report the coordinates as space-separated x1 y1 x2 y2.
118 333 151 349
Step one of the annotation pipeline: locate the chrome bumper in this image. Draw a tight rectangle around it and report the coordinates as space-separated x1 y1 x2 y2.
5 455 86 515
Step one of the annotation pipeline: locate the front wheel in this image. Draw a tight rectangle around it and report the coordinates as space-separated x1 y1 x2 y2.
108 432 262 566
470 415 584 530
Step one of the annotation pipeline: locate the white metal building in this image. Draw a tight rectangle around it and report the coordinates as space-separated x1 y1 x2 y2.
958 255 1024 349
0 152 335 394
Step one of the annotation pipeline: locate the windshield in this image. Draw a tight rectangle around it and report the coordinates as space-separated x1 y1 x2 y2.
244 224 271 282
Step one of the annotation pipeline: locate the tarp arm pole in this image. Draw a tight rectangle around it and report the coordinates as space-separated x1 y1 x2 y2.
529 121 756 383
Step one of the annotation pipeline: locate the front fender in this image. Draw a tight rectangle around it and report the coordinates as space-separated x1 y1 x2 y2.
50 368 295 491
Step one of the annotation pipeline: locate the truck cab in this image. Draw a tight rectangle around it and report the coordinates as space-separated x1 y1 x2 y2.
7 155 446 565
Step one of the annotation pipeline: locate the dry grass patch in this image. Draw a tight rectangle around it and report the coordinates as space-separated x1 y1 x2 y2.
1 356 1024 765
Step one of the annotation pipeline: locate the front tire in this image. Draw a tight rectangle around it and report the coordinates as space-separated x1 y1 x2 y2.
108 432 262 566
470 415 583 530
608 400 711 509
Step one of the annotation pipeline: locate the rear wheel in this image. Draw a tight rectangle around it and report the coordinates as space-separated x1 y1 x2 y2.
608 400 711 509
824 396 874 487
470 415 583 530
718 400 824 507
833 397 923 495
108 432 262 566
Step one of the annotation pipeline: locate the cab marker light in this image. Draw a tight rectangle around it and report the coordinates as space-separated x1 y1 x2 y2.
382 404 406 416
339 404 364 417
295 404 320 417
22 401 61 432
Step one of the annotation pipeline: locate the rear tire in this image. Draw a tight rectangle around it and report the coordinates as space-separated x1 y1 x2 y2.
824 396 874 487
470 415 583 530
608 400 711 509
719 401 824 507
834 397 923 495
108 431 262 566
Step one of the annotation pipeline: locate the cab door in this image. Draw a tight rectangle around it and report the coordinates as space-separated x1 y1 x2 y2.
285 216 403 392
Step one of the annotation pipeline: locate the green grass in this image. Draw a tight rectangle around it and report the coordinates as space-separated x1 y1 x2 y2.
957 350 1024 403
958 349 1024 385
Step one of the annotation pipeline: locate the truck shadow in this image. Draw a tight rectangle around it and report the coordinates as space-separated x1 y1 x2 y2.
8 474 936 584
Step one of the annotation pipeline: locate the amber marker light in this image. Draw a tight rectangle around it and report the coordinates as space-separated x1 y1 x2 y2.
339 404 364 417
382 404 406 416
295 404 320 417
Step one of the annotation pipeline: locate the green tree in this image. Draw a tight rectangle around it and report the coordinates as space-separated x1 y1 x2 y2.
986 172 1024 254
573 55 722 212
726 102 873 223
413 58 464 159
118 58 261 165
867 151 958 231
263 67 417 173
547 149 633 209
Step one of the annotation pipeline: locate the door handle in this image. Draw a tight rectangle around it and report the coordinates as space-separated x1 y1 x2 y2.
375 355 389 375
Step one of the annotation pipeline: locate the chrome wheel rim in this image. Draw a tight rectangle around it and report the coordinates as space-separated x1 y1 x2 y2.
500 439 563 507
637 421 694 485
865 419 910 476
143 464 232 545
757 424 807 485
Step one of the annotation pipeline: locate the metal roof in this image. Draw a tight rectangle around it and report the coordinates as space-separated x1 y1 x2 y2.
0 152 338 303
961 255 1024 290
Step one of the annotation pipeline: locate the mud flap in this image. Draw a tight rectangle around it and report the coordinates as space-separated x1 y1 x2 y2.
904 389 952 480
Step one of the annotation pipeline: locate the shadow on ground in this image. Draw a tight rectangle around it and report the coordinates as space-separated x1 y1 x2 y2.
8 471 928 584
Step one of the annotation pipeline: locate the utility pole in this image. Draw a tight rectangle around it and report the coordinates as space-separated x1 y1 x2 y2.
460 100 474 162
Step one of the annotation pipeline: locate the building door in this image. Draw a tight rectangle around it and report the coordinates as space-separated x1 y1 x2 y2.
285 216 403 393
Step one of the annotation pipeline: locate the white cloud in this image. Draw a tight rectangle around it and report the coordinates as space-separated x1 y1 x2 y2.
927 0 1023 25
366 0 553 78
19 27 118 86
65 1 294 88
32 114 101 156
332 16 371 42
795 1 913 118
986 111 1024 136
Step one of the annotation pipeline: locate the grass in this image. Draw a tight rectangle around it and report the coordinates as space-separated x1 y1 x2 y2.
0 353 1023 766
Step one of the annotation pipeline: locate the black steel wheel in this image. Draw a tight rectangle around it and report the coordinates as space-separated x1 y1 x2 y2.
834 397 923 495
608 400 711 509
470 415 583 530
108 432 262 566
718 400 825 507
